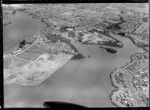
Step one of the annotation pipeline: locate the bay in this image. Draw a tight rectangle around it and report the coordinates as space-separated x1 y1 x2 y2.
4 11 145 107
3 11 46 53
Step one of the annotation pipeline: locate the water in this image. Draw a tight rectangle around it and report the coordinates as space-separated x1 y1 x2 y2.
4 11 145 107
3 11 46 53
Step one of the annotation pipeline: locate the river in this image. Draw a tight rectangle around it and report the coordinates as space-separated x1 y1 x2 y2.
4 11 145 107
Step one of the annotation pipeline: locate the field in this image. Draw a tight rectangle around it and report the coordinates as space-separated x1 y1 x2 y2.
3 3 149 108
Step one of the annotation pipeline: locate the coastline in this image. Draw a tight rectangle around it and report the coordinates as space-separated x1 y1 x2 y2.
4 53 74 86
109 51 149 107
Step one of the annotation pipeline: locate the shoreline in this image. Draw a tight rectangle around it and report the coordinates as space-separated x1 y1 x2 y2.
109 51 149 107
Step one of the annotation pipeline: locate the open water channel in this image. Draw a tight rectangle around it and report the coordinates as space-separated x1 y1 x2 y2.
4 11 145 107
